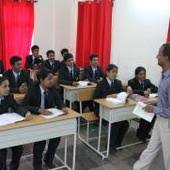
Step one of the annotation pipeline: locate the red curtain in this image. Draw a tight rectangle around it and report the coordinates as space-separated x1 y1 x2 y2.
76 0 113 70
0 0 34 69
167 20 170 42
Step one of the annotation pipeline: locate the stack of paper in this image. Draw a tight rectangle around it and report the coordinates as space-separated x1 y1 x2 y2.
78 81 89 87
41 108 64 119
106 92 128 104
149 93 158 98
0 113 25 126
133 102 155 122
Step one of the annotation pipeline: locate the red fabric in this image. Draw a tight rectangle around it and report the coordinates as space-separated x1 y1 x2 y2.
76 0 113 70
167 20 170 42
0 0 34 69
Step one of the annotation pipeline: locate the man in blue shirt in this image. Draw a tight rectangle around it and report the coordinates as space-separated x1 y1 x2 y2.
134 43 170 170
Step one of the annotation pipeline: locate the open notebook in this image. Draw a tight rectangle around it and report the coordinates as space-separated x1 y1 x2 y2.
41 108 65 119
133 102 155 122
106 92 129 104
0 113 25 126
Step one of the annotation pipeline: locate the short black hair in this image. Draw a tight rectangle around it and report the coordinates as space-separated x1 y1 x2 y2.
0 76 8 85
63 53 73 61
31 45 39 52
135 66 146 76
37 68 53 82
10 56 22 66
162 43 170 59
106 64 118 72
46 50 55 56
89 54 98 61
61 48 69 56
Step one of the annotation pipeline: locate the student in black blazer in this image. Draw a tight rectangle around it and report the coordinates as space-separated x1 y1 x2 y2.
43 50 60 74
128 66 158 142
59 48 69 67
58 53 80 86
0 76 32 170
0 60 4 74
25 45 43 69
3 56 31 94
94 64 129 149
84 54 104 82
23 68 67 170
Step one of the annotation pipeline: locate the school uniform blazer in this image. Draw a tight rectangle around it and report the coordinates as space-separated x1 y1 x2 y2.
23 83 64 114
3 70 31 93
84 66 104 83
43 59 60 73
25 55 44 69
128 78 158 96
58 64 80 85
0 94 27 116
94 78 124 99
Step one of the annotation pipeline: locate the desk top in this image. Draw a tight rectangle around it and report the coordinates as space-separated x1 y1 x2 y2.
94 98 136 109
0 108 80 132
60 83 96 90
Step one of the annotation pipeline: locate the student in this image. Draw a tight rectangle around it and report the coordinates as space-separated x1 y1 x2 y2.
60 48 69 67
94 64 129 149
23 68 67 170
84 54 104 83
0 60 4 74
0 76 32 170
128 66 158 142
27 58 43 82
43 50 60 74
25 45 43 69
58 53 80 86
134 43 170 170
3 56 31 94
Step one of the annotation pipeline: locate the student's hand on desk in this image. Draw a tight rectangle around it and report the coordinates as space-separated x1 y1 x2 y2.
38 109 52 115
72 82 79 86
62 107 69 115
25 112 33 121
127 86 133 95
143 104 154 113
144 88 151 98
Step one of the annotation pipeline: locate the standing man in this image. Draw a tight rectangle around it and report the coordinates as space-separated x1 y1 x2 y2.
134 43 170 170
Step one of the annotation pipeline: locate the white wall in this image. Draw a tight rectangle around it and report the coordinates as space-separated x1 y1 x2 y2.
111 0 170 85
33 0 78 60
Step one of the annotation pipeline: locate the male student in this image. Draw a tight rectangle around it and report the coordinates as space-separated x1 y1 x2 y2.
25 45 43 69
0 60 4 74
43 50 60 74
0 76 32 170
23 68 67 170
94 64 129 149
3 56 31 94
60 48 69 67
84 54 104 83
58 53 80 86
128 67 158 142
134 43 170 170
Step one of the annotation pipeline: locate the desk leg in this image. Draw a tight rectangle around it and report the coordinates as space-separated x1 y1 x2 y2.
64 137 68 166
106 112 111 158
64 89 66 104
72 133 77 170
97 106 102 151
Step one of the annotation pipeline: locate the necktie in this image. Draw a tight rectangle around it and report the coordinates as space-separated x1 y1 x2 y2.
15 73 20 87
44 90 49 108
111 81 114 89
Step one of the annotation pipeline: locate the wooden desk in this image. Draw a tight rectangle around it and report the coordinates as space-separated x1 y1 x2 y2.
79 98 137 159
13 93 25 104
0 108 80 170
60 83 96 108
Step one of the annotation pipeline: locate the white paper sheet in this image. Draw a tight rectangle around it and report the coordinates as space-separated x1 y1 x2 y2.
0 113 25 126
106 92 128 104
133 102 155 122
41 108 64 119
78 81 89 87
149 93 158 98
